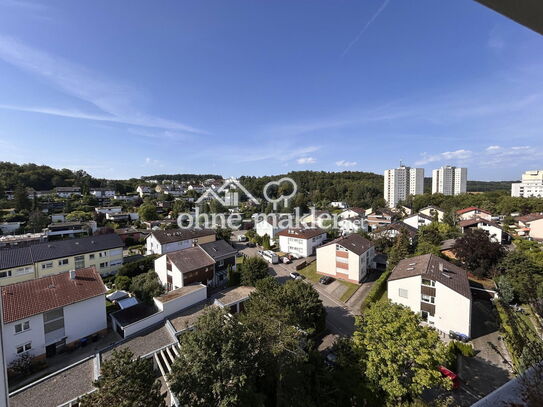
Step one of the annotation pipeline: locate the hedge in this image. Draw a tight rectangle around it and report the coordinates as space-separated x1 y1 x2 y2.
360 269 392 312
117 255 158 278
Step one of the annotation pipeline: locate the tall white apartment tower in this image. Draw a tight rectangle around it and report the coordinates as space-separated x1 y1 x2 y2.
511 170 543 198
384 165 424 208
432 166 467 195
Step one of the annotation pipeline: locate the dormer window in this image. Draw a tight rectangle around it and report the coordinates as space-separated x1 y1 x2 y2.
422 278 435 287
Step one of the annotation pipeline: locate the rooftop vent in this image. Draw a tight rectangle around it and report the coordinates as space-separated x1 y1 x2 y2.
407 267 414 271
442 273 451 279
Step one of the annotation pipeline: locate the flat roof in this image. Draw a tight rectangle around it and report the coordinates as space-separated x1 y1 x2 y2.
168 301 210 332
9 358 95 407
102 325 175 360
213 286 255 307
155 284 206 303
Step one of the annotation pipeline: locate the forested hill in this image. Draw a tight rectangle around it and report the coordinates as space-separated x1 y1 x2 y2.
423 177 516 193
141 174 221 182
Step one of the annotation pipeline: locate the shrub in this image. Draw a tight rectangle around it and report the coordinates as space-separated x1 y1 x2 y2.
114 275 131 291
9 353 34 378
360 269 392 312
117 255 157 278
448 340 475 358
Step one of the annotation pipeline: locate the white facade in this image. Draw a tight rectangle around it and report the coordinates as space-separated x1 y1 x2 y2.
338 218 367 234
432 166 467 195
316 241 375 283
384 166 424 208
1 294 106 365
255 220 286 241
330 201 348 209
419 206 445 222
388 275 471 337
146 234 192 255
90 189 115 198
403 214 433 230
511 170 543 198
278 232 327 258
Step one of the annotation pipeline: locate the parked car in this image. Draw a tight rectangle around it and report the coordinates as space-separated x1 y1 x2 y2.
448 331 470 343
319 276 334 285
281 256 291 264
237 235 247 242
289 272 303 280
438 366 460 389
247 242 256 248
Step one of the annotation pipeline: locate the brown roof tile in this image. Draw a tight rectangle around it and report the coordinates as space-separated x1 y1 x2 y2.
2 267 106 323
149 228 215 245
320 234 373 255
166 246 215 273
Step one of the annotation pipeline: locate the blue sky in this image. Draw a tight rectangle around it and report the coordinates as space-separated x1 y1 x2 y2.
0 0 542 180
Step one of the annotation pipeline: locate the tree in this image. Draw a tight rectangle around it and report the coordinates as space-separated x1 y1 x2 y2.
66 210 92 222
215 227 232 242
495 251 543 303
281 279 326 334
453 229 505 278
26 210 49 233
79 349 165 407
130 271 164 303
138 204 158 221
13 184 31 211
387 230 412 269
115 275 132 291
227 264 241 287
261 233 271 250
239 256 269 286
352 301 451 403
169 307 261 406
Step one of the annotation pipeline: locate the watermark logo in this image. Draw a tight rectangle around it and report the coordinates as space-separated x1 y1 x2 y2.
263 177 297 210
195 177 259 207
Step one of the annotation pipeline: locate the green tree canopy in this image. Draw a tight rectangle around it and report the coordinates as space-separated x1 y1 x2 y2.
130 271 164 303
239 255 269 286
453 228 505 278
352 301 451 404
137 203 158 221
80 348 165 407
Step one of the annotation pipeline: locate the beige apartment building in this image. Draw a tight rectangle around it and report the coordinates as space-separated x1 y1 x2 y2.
0 234 124 286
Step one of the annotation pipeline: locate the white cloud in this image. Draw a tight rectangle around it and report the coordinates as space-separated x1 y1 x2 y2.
336 160 357 167
297 157 316 164
415 149 473 166
0 35 206 133
486 145 501 152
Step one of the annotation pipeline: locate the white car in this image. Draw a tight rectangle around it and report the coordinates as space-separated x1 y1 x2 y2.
289 272 303 280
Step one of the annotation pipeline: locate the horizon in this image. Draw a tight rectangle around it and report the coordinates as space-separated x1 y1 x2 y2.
0 1 542 180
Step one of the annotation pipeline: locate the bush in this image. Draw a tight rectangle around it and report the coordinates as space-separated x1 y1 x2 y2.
360 269 392 312
9 353 34 378
114 275 131 291
130 271 164 303
448 340 475 357
117 255 157 278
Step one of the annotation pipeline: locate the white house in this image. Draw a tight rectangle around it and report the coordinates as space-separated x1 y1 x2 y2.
95 206 123 215
456 207 492 221
316 234 375 283
277 228 327 258
402 213 434 230
514 213 543 240
1 267 107 365
330 201 348 209
419 206 446 222
339 207 366 219
388 254 472 338
0 222 23 235
338 217 367 234
136 185 152 197
458 218 510 244
90 188 116 198
254 215 288 242
55 187 81 198
145 229 216 255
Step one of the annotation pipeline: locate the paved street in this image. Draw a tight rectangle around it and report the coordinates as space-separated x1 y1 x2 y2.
232 236 356 337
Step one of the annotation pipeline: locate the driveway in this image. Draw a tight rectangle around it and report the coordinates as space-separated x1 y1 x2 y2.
234 240 355 337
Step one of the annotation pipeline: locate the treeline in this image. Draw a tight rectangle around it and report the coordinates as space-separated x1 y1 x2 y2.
407 191 543 215
240 171 385 209
422 178 515 193
141 174 221 182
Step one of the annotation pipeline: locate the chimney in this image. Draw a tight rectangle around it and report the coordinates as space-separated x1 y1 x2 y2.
69 270 76 280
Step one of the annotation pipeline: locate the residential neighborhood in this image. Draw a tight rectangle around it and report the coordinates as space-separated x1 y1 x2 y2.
1 1 543 406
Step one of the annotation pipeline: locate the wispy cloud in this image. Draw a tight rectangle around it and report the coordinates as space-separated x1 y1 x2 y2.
415 149 473 166
297 157 316 164
336 160 357 167
144 157 164 168
0 35 206 133
0 0 47 12
342 0 390 57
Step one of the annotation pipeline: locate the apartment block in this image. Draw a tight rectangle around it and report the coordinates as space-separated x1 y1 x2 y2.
511 170 543 198
0 234 124 286
384 166 424 208
432 166 467 195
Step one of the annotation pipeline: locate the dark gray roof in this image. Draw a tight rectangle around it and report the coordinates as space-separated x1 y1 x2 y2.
166 246 215 272
0 234 123 270
200 239 237 260
148 228 215 245
389 254 472 299
110 302 158 327
321 234 373 255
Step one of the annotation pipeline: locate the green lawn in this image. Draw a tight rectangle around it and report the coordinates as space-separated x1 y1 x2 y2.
298 262 360 303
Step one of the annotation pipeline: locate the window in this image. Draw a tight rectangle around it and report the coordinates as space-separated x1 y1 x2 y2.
421 279 435 287
0 270 12 279
74 255 85 269
109 248 123 257
89 254 95 260
14 267 33 276
58 259 69 266
218 260 224 267
100 262 109 268
15 321 30 333
16 342 32 354
41 262 53 270
99 251 107 258
422 294 435 304
109 259 122 267
398 288 408 299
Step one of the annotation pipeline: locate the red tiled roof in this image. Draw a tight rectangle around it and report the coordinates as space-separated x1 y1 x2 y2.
456 207 491 215
515 213 543 223
2 267 106 323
